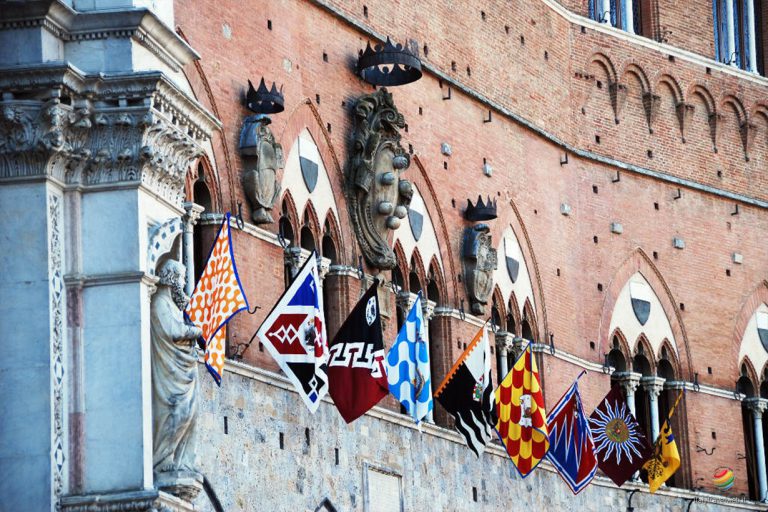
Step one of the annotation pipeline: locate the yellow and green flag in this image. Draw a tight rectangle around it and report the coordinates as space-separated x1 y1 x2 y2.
642 390 684 493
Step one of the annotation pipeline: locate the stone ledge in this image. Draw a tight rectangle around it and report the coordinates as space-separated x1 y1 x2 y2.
61 489 193 512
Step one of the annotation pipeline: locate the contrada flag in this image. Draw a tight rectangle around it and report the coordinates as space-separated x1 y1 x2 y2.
495 341 549 477
328 282 388 423
546 373 598 494
256 253 328 413
186 212 249 385
589 385 653 487
643 389 684 493
434 325 496 457
385 293 433 424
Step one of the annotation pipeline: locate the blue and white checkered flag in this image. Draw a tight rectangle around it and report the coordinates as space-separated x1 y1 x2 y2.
385 294 433 423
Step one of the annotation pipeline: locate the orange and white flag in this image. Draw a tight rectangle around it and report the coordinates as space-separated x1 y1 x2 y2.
186 213 249 384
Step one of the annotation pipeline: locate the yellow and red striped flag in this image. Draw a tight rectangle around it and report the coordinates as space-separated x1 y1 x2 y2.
186 212 249 384
495 341 549 477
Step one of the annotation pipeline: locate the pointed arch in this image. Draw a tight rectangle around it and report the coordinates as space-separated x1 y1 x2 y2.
658 338 680 379
738 358 760 396
300 201 321 253
491 286 506 332
276 99 354 264
598 248 692 379
733 281 768 382
279 190 300 247
521 298 539 343
427 255 446 306
185 154 222 212
321 208 343 264
408 247 427 295
721 94 748 123
391 240 408 292
411 155 458 304
507 293 521 336
633 333 656 375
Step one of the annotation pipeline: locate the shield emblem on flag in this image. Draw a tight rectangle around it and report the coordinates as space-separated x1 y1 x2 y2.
629 281 651 326
758 312 768 353
409 208 423 241
503 239 519 283
300 156 318 193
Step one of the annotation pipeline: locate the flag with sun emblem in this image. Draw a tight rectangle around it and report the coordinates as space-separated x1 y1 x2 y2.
256 252 328 413
385 293 433 424
185 212 249 385
642 389 684 493
495 341 549 477
589 385 653 486
545 372 598 494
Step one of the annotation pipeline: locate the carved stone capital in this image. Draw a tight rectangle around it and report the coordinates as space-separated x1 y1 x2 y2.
395 291 417 314
0 66 220 206
494 330 514 354
284 246 303 279
421 299 436 321
182 202 205 230
613 371 643 395
640 376 666 398
745 397 768 418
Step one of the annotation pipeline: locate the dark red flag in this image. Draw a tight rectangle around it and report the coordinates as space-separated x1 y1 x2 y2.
589 385 653 487
328 282 388 423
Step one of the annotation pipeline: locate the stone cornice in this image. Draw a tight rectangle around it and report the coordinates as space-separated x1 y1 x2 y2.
0 0 199 72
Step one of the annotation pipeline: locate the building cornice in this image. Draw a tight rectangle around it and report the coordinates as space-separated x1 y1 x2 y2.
309 0 768 211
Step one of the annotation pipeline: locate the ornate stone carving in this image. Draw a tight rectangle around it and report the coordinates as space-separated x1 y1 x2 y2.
0 68 219 206
239 114 283 224
150 260 203 500
462 224 497 316
347 88 413 270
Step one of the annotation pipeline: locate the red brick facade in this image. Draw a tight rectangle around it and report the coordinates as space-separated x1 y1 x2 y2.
176 0 768 499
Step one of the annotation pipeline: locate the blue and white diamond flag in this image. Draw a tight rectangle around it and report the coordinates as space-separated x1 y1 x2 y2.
385 293 433 423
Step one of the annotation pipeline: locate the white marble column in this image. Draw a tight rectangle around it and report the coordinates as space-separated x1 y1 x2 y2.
615 372 642 416
726 0 738 66
494 331 512 378
746 0 758 72
601 0 612 24
624 0 635 33
421 298 436 423
642 376 666 442
182 202 204 296
745 398 768 502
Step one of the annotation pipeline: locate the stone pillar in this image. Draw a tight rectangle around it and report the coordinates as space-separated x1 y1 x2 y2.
745 398 768 502
181 202 204 296
726 0 737 66
0 4 219 511
641 376 666 442
422 299 436 423
429 306 454 426
746 0 758 72
624 0 635 33
494 330 512 378
600 0 612 24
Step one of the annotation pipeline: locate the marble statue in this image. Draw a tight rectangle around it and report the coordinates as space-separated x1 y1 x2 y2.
151 258 203 496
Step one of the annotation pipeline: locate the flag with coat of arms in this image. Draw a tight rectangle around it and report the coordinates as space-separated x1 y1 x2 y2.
256 252 328 413
385 293 433 424
495 341 549 477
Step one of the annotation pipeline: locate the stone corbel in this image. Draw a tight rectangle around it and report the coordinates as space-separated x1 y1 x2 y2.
675 101 695 143
421 299 436 322
642 92 661 134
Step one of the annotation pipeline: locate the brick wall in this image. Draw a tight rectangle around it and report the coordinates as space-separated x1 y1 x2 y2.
177 0 768 502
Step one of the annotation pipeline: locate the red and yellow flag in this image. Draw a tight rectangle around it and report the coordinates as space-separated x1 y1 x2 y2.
186 213 249 385
495 341 549 477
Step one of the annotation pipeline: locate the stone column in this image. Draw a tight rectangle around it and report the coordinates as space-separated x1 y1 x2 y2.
624 0 635 33
641 376 666 442
745 398 768 502
181 202 204 296
495 331 512 378
284 246 303 281
422 299 436 422
601 0 612 24
614 372 642 416
725 0 737 66
0 4 219 510
746 0 758 72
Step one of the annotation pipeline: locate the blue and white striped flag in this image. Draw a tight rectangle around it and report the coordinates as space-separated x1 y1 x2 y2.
385 294 433 423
